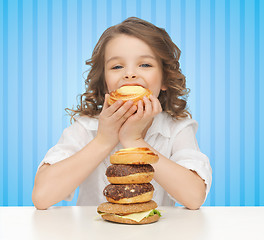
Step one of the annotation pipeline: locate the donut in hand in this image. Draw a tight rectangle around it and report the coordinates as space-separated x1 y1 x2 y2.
108 86 152 105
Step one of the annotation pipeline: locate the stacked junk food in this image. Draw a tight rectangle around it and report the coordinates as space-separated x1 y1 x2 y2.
97 147 161 224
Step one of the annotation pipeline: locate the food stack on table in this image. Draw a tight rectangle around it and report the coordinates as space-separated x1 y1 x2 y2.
97 147 161 224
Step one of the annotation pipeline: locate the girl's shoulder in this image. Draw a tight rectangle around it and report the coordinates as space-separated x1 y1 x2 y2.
73 115 99 131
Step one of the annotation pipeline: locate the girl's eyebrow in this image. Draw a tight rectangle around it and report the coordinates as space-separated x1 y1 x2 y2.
106 55 157 64
106 56 122 64
139 55 157 60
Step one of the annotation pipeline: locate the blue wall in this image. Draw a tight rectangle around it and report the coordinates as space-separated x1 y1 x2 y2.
0 0 264 206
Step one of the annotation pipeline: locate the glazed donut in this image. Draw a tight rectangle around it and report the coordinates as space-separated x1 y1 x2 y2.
110 147 159 165
103 183 154 204
108 86 152 105
106 164 154 184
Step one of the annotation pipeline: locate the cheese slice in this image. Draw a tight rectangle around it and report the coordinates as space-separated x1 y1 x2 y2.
118 210 153 222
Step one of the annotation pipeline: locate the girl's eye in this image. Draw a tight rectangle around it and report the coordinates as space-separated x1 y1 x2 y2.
140 63 152 67
112 65 123 70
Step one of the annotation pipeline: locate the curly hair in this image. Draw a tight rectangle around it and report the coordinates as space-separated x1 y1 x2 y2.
66 17 191 121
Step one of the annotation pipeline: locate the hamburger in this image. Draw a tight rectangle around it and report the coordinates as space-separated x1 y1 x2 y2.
108 85 152 105
97 200 161 224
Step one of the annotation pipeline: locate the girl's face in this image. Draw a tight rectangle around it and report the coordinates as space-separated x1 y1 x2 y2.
104 34 166 97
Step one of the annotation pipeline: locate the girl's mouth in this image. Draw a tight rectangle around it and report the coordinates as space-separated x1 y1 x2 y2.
120 83 145 88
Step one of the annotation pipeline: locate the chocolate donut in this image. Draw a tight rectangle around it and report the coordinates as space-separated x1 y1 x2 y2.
103 183 154 204
106 164 154 184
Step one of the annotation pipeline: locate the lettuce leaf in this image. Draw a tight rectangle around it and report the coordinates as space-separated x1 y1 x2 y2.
147 209 161 217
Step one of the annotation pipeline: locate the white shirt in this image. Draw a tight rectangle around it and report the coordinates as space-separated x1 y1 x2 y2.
38 112 212 206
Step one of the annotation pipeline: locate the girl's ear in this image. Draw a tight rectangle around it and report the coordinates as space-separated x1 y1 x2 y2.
161 84 167 91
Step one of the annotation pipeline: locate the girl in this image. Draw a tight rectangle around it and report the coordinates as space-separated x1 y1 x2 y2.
32 17 212 210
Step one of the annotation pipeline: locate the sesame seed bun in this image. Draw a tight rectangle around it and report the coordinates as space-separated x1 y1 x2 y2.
97 200 158 215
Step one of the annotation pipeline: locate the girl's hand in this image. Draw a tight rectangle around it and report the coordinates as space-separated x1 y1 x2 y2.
119 95 162 148
96 94 137 148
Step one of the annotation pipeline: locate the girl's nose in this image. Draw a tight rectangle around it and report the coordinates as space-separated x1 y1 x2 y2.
124 69 137 80
124 74 137 80
123 65 137 80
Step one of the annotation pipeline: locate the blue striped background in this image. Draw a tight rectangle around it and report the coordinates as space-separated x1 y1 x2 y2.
0 0 264 207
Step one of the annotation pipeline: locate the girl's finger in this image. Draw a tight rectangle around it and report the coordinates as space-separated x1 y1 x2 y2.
112 100 134 120
150 95 162 114
102 94 110 110
143 96 152 115
119 104 137 123
135 100 144 119
104 99 124 117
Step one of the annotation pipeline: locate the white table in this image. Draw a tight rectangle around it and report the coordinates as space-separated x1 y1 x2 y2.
0 206 263 240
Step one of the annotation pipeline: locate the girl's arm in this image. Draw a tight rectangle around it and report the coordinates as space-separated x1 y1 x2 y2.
32 96 137 210
32 136 113 210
